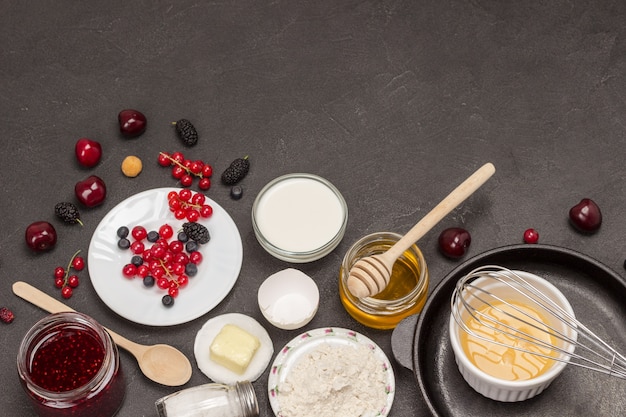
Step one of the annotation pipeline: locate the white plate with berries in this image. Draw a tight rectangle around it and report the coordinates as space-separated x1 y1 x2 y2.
88 187 243 326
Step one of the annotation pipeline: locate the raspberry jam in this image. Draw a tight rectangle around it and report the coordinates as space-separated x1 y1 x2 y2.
17 312 125 417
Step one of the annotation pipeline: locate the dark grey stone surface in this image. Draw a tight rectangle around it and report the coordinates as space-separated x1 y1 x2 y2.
2 1 626 416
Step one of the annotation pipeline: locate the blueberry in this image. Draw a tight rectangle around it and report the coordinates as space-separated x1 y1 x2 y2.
143 276 155 287
162 295 175 307
131 255 144 266
177 232 189 243
117 238 130 249
185 263 198 277
186 241 199 253
230 185 243 200
117 226 129 238
147 230 160 242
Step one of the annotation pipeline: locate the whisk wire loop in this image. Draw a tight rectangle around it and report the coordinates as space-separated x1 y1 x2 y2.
451 265 626 380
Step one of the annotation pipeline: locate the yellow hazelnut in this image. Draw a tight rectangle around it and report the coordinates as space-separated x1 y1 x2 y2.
121 155 142 177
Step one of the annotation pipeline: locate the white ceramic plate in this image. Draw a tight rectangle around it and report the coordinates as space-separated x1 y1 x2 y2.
268 327 395 417
88 187 243 326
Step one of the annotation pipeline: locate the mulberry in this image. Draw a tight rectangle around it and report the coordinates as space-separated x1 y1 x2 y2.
182 222 210 244
221 156 250 185
172 119 198 147
55 202 83 226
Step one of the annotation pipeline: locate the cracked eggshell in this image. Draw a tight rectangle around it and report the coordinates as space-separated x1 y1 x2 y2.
257 268 320 330
194 313 273 384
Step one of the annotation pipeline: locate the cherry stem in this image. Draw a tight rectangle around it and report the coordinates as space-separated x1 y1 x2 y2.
159 152 203 178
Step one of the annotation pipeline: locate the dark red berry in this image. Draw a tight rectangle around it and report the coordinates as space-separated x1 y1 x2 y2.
438 227 471 259
72 256 85 271
523 228 539 244
569 198 602 233
61 286 73 299
119 109 147 137
0 307 15 324
25 221 57 252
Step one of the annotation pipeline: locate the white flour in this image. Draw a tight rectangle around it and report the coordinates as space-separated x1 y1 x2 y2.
278 342 389 417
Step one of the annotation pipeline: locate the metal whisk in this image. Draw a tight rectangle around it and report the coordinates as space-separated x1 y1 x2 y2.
451 265 626 379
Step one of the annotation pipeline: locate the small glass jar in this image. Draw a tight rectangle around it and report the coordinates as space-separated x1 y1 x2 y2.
155 381 259 417
339 232 429 329
252 173 348 263
17 312 125 417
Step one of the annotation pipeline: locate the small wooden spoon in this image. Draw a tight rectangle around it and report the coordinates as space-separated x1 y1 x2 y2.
347 162 496 298
12 281 192 387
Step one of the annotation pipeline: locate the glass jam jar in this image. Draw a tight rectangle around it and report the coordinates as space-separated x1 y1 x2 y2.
339 232 429 329
17 312 125 417
155 381 259 417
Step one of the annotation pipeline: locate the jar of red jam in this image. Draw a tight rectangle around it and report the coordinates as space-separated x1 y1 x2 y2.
17 312 125 417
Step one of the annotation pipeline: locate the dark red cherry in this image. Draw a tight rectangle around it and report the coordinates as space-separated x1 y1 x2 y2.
25 221 57 252
118 109 147 137
75 138 102 167
438 227 471 259
75 175 107 207
569 198 602 233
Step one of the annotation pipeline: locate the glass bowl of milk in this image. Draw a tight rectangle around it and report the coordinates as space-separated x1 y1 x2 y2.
252 173 348 263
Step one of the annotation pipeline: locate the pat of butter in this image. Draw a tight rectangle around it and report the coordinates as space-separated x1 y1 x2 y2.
209 324 260 374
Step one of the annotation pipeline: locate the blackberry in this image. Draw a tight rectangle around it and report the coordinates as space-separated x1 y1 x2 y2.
172 119 198 147
221 156 250 185
182 222 210 244
54 202 83 226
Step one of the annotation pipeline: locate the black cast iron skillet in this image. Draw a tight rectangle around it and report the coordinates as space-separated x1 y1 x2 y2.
391 244 626 417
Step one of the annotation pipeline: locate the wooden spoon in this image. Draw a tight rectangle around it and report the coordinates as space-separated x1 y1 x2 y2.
12 281 192 387
347 162 496 298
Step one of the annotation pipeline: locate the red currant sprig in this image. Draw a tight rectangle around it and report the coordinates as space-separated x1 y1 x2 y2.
158 151 213 190
167 189 213 222
53 249 85 299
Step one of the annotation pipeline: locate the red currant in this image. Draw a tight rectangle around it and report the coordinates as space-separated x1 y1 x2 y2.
174 209 187 220
198 177 211 190
177 274 189 287
157 277 170 290
191 193 206 205
54 267 65 279
159 224 174 239
172 165 185 179
523 228 539 244
200 205 213 218
61 286 73 299
67 275 80 288
122 263 137 278
171 152 185 163
189 251 203 264
72 256 85 271
130 240 145 254
180 174 193 187
169 240 184 253
201 164 213 178
158 152 172 167
55 278 65 288
178 189 192 201
186 210 200 222
168 287 179 298
132 226 147 240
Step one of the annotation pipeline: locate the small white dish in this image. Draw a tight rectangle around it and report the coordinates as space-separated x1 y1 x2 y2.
194 313 274 384
258 268 319 330
268 327 395 417
88 187 243 326
449 269 576 402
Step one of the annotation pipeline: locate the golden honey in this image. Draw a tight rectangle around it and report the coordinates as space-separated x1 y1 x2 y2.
460 300 556 381
339 232 429 330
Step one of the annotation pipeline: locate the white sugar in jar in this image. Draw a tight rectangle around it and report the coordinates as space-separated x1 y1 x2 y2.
252 173 348 262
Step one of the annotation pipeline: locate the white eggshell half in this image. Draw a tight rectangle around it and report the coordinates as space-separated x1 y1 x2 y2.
257 268 320 330
194 313 274 384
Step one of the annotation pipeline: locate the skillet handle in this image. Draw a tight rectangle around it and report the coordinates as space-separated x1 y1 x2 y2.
391 313 419 370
